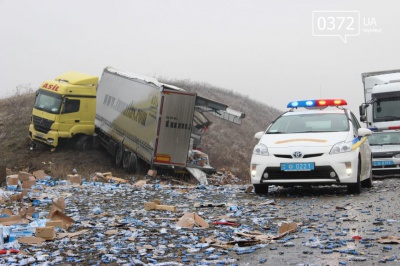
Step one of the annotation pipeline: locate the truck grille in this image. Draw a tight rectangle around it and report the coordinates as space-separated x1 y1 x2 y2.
262 166 337 180
33 115 53 133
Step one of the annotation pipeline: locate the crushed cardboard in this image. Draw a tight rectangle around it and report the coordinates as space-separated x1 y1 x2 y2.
48 210 74 229
176 212 209 228
95 172 129 184
18 236 46 245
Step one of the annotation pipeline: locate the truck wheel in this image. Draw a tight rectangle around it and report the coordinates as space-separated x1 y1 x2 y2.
115 145 124 168
75 135 90 151
348 159 362 194
123 152 137 173
254 184 269 194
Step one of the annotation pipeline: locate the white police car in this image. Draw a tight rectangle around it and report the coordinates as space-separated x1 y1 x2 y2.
367 130 400 174
250 99 373 194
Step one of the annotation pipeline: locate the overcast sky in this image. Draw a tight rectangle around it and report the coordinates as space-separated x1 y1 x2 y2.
1 0 399 116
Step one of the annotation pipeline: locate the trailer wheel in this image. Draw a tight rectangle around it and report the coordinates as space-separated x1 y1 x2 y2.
123 151 137 173
115 145 124 168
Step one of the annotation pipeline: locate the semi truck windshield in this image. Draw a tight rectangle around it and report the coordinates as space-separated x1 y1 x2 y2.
34 90 62 114
373 97 400 122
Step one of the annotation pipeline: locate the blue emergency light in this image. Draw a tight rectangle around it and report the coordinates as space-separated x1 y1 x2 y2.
287 99 347 108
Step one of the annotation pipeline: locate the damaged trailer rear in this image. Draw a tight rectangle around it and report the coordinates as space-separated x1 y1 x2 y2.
95 67 245 176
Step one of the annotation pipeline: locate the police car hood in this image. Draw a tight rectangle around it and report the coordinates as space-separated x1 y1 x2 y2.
260 132 350 148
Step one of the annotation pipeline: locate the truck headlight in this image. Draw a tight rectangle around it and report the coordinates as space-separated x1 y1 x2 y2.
253 143 269 156
330 141 353 154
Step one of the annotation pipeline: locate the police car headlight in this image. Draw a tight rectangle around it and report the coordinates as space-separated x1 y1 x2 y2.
330 141 353 154
394 154 400 158
253 143 269 156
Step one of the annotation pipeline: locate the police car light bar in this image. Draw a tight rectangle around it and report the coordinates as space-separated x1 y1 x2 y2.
287 99 347 108
368 125 400 132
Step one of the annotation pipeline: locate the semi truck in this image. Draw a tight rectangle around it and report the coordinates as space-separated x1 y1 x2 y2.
359 69 400 174
29 66 245 174
359 69 400 130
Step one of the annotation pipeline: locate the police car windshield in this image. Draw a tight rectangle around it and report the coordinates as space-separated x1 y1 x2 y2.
267 113 349 134
368 132 400 145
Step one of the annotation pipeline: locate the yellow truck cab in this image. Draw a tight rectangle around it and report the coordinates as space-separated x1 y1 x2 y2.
29 71 98 149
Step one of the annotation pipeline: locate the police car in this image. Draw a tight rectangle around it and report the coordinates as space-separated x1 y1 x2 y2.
367 130 400 174
250 99 373 194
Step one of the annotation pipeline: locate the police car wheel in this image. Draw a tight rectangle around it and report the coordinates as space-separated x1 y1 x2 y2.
347 159 362 194
362 157 373 188
254 184 269 194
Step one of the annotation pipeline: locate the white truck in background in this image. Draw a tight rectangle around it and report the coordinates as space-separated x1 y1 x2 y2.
359 69 400 130
359 69 400 173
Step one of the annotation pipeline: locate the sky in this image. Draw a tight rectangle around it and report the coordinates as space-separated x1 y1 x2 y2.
1 0 399 117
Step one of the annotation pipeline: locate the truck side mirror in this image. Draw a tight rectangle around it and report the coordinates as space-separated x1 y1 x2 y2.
359 104 366 116
359 104 367 122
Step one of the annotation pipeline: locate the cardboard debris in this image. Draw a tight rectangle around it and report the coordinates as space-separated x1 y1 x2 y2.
105 229 118 235
95 172 129 184
46 220 64 228
48 210 74 229
67 174 82 185
2 208 14 217
22 179 36 189
147 169 157 177
277 221 298 238
377 236 400 244
7 175 19 186
18 236 46 245
33 170 46 180
176 212 209 228
0 215 23 226
134 180 146 187
58 229 90 239
144 202 177 212
18 171 35 182
36 226 56 240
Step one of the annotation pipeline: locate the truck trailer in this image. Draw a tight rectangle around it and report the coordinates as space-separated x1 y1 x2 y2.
29 67 245 174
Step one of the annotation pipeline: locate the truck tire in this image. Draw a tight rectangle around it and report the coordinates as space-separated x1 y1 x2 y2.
115 145 124 168
123 151 137 173
75 135 90 151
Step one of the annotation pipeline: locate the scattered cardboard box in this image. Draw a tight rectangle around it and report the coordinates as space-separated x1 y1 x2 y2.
36 226 55 240
147 169 157 177
48 210 74 229
46 220 64 228
18 236 46 245
22 179 36 189
144 202 176 212
176 212 209 228
0 215 23 226
67 174 82 185
7 176 19 186
58 229 90 239
95 172 128 184
134 180 146 187
18 171 35 182
33 170 46 180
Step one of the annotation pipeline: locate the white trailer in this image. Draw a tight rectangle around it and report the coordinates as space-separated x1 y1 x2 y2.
95 67 245 174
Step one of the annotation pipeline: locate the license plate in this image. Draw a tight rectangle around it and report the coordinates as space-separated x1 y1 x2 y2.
373 161 394 166
280 162 315 171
